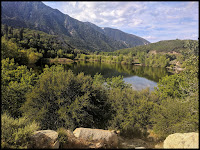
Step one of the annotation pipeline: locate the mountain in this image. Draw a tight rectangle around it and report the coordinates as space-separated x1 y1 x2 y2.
84 22 150 47
102 27 150 46
1 1 150 52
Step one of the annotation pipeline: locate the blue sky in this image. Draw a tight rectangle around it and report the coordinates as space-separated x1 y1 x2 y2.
43 1 199 43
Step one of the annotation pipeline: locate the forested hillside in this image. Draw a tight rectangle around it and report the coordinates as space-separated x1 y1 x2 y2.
116 39 198 54
94 39 199 68
1 24 88 65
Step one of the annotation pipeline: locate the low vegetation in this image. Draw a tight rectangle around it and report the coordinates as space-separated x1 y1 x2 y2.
1 113 39 149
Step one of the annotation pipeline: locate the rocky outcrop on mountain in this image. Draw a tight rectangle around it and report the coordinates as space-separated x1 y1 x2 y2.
163 132 199 149
28 130 59 149
73 128 119 148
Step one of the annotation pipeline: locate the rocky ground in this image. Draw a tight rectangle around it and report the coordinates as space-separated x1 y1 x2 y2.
28 129 198 149
118 136 164 149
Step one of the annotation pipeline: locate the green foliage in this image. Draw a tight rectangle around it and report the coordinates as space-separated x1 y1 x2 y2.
106 75 130 89
21 65 111 130
154 41 199 100
57 128 68 148
152 40 199 138
145 54 170 67
124 56 133 64
1 23 199 143
79 54 87 60
107 88 155 138
1 36 27 64
151 97 199 139
1 58 38 118
1 113 40 149
1 58 38 87
65 53 74 59
57 49 63 58
154 74 186 100
116 39 191 55
117 54 123 62
26 48 43 64
1 25 76 61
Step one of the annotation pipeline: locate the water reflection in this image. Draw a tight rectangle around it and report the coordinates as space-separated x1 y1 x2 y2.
63 61 172 82
123 76 157 91
30 61 172 91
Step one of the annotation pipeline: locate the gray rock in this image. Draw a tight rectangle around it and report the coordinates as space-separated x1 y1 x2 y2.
73 128 118 148
28 130 59 149
163 132 199 149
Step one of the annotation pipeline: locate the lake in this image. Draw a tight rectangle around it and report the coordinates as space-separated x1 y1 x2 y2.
58 61 173 91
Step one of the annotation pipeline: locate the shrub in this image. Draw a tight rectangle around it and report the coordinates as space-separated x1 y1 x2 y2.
1 113 40 149
1 58 38 118
107 87 155 139
21 65 111 130
57 128 68 149
151 97 199 139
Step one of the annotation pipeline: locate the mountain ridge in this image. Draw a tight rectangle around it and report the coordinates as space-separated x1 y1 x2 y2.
1 1 150 52
84 22 150 47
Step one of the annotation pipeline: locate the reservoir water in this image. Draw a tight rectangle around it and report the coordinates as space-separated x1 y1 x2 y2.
60 61 173 91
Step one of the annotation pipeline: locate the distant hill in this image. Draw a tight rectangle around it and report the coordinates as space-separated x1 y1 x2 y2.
115 39 197 54
1 1 150 52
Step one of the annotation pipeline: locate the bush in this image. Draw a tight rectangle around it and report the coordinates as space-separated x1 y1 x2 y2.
1 58 38 118
151 97 199 139
21 65 111 130
107 87 155 139
57 128 68 149
1 113 40 149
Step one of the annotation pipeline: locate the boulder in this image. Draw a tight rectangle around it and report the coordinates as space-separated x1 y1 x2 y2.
163 132 199 149
73 128 118 148
28 130 59 149
60 129 90 149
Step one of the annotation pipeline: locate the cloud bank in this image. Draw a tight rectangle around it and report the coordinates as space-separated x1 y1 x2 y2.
43 1 199 43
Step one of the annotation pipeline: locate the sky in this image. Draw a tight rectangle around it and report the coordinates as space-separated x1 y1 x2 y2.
43 1 199 43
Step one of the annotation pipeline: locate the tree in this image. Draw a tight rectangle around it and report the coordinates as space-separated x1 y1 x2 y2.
21 65 111 130
151 96 199 139
106 75 130 90
19 28 24 40
1 36 19 60
57 49 63 58
117 54 123 62
107 87 155 138
1 58 38 118
152 40 199 138
28 51 43 64
8 26 13 35
4 24 8 35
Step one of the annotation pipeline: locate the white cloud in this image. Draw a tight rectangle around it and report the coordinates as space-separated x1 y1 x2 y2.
43 1 199 43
